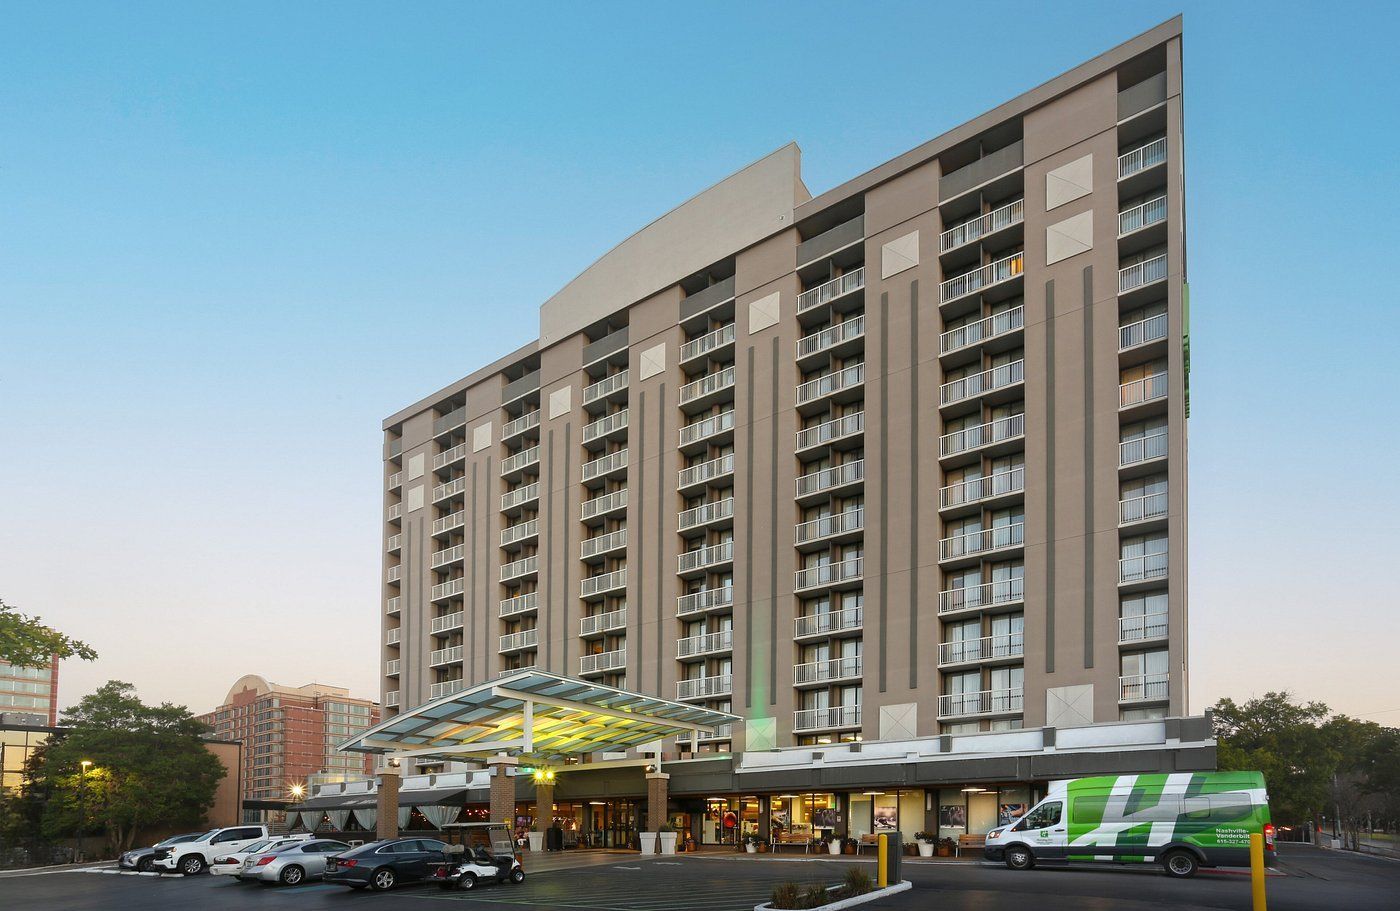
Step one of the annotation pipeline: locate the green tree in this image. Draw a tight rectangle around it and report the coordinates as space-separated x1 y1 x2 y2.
1212 691 1336 825
0 597 96 667
34 681 223 854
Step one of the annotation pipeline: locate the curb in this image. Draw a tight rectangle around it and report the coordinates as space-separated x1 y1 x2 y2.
754 880 912 911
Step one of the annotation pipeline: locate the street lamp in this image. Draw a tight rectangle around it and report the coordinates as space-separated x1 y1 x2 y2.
78 761 93 863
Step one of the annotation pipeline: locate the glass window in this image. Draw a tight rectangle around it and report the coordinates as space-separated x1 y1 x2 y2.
1019 801 1062 829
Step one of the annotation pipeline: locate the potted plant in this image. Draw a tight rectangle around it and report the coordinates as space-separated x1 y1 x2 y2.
526 824 544 853
744 833 760 854
937 836 956 857
658 823 678 856
842 837 857 855
827 835 842 856
757 837 769 853
639 828 659 854
684 835 697 852
915 831 936 857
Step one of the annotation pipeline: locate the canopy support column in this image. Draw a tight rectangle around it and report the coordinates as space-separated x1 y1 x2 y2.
489 753 518 828
376 763 401 840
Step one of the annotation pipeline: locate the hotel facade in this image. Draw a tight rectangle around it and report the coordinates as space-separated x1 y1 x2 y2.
367 18 1206 847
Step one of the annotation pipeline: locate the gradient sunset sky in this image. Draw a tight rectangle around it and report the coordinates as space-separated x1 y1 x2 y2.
2 1 1397 724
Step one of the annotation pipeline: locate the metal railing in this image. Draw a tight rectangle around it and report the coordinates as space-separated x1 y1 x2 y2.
1119 254 1168 293
938 632 1024 666
386 596 401 615
387 565 401 583
1119 196 1167 236
431 577 464 600
580 527 628 559
938 687 1023 717
793 705 861 732
677 674 732 700
386 627 401 646
940 306 1024 356
583 370 629 405
1119 673 1170 702
431 611 464 634
939 522 1025 561
502 410 541 440
940 413 1025 458
429 679 465 700
676 629 733 659
794 557 863 591
676 722 734 744
940 359 1024 406
580 607 627 637
433 476 467 501
497 665 537 679
388 533 402 552
430 645 464 667
678 453 734 488
677 541 733 574
583 409 629 444
580 648 626 674
499 591 538 618
796 315 865 359
794 508 864 545
432 510 465 535
678 409 735 447
388 503 402 520
386 658 400 676
1119 372 1168 408
501 482 540 511
1118 136 1167 180
795 411 864 451
580 568 627 598
795 363 865 406
1119 312 1168 351
939 198 1024 252
678 497 735 532
679 366 736 406
677 586 734 616
582 449 628 482
500 445 540 476
797 267 866 313
1119 613 1168 643
1119 552 1168 584
431 543 465 568
388 471 402 489
796 459 865 498
433 442 467 470
1120 431 1168 467
940 252 1023 305
1120 491 1168 525
794 605 863 638
499 628 538 652
679 323 736 362
939 466 1025 509
385 690 400 707
501 518 540 548
938 578 1025 615
794 655 862 685
500 555 538 582
580 488 627 521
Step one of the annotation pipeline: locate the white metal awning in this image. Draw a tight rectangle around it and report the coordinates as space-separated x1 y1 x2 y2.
339 670 738 763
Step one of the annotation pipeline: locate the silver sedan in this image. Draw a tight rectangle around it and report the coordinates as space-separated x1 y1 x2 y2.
239 839 352 886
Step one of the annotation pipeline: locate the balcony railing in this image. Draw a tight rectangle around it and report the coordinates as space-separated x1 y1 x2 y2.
580 607 627 637
795 459 865 499
502 409 541 441
940 252 1023 305
433 510 465 535
500 555 538 583
678 453 734 489
1120 312 1168 351
940 306 1024 356
677 541 733 574
795 411 864 451
794 605 863 639
940 360 1024 406
429 679 465 700
500 445 540 477
678 409 735 448
499 628 538 652
432 543 465 569
386 596 401 615
497 665 536 679
580 648 627 675
797 267 866 313
938 687 1024 718
388 471 402 490
580 568 627 598
1120 373 1168 409
580 528 628 560
1119 196 1167 236
499 591 538 618
679 366 736 406
1119 673 1170 703
583 370 629 405
1120 612 1168 644
794 508 864 545
939 466 1025 510
938 632 1025 666
1119 254 1168 293
433 442 468 470
1118 136 1168 180
431 577 464 601
430 645 464 667
386 565 401 584
939 523 1025 561
388 533 402 553
680 323 736 362
1120 491 1169 525
431 610 464 634
794 655 862 685
1120 431 1168 467
501 482 540 512
386 628 401 646
385 690 400 707
676 629 733 659
794 557 863 592
678 498 735 532
676 722 734 744
434 406 467 436
677 674 732 700
433 476 467 502
583 409 629 444
582 449 628 483
796 315 865 359
388 503 402 521
386 658 400 676
677 585 734 616
1119 552 1168 584
581 489 627 521
938 577 1025 615
939 413 1025 459
793 705 862 733
796 363 865 406
501 518 540 548
940 198 1025 252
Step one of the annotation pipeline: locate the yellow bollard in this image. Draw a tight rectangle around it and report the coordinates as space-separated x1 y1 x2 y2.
1250 832 1267 911
877 833 888 888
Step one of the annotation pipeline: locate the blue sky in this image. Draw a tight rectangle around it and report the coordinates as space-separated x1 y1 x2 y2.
2 2 1397 721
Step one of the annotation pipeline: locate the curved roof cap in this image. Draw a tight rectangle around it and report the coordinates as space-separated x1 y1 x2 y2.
224 673 271 704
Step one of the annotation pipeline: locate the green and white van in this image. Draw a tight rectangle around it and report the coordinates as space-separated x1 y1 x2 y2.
983 771 1275 878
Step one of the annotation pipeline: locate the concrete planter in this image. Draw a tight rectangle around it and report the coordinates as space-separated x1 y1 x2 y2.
828 840 842 855
755 881 912 911
659 832 678 855
526 832 544 852
745 842 758 854
917 841 935 857
639 832 659 854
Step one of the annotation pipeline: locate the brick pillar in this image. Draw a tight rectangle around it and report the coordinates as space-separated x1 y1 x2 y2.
535 780 555 836
489 755 518 827
645 772 669 833
376 765 400 840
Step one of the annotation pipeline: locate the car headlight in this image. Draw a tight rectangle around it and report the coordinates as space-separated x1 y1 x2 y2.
987 830 1000 840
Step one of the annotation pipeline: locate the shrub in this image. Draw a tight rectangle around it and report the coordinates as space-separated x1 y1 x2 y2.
842 864 873 896
802 884 830 907
770 881 804 909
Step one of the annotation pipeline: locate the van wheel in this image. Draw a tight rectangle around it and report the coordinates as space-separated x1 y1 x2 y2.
1162 850 1198 878
1005 845 1035 870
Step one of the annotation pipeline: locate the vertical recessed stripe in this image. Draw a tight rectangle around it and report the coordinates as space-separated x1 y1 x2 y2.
655 382 666 696
878 291 889 695
1082 266 1095 669
1044 281 1056 676
768 336 779 708
908 280 920 692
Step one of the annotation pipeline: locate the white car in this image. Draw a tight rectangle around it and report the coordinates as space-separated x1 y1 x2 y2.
152 825 270 875
210 835 313 877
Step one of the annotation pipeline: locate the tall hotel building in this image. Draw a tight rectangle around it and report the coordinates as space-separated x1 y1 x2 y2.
379 19 1194 786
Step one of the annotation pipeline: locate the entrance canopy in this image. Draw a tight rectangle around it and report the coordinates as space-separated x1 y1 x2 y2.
339 671 738 763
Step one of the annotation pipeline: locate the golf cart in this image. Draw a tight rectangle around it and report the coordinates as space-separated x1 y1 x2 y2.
432 822 525 891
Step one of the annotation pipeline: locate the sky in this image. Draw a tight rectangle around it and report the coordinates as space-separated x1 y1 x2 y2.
2 1 1398 724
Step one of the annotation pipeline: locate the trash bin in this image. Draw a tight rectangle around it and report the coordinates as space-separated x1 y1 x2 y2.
882 833 902 885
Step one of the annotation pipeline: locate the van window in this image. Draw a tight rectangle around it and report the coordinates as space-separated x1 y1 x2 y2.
1183 793 1254 823
1019 801 1062 829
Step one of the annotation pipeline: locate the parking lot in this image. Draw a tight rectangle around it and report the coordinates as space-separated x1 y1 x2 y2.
1 844 1396 910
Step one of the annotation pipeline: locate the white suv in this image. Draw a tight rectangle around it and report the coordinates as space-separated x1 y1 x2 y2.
152 825 269 875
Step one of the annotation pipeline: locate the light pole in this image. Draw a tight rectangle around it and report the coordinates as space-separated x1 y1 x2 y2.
78 760 92 863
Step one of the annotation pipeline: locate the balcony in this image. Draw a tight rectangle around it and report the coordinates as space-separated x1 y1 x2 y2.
432 543 465 569
498 665 537 679
794 508 864 548
580 528 628 561
388 471 402 490
1119 254 1168 294
499 628 538 653
580 648 627 675
582 449 628 484
580 568 627 599
938 632 1025 667
940 141 1023 202
501 518 540 549
678 409 735 450
581 489 627 523
388 503 402 521
940 198 1025 253
678 498 734 533
795 411 864 452
433 510 465 535
1120 312 1168 352
940 360 1024 407
939 466 1025 511
797 214 864 267
431 610 464 635
1120 431 1168 468
500 445 540 479
797 267 866 314
583 410 629 445
429 679 466 700
940 306 1024 356
433 476 467 502
583 370 629 406
679 366 736 409
388 533 402 553
678 453 734 491
794 655 862 686
795 459 865 503
386 628 401 646
1119 552 1168 585
1119 196 1167 237
434 405 467 436
433 442 468 470
796 315 865 362
677 674 732 701
580 607 627 637
1119 673 1170 703
501 481 540 513
501 370 541 407
386 658 400 676
940 252 1023 305
677 585 734 617
676 629 733 659
1120 491 1168 526
938 687 1023 718
793 705 862 733
431 577 464 601
679 276 737 321
500 555 539 583
796 363 865 408
679 323 736 364
387 565 401 584
940 413 1024 460
938 577 1025 617
794 557 863 593
939 523 1025 562
677 541 733 576
430 645 464 667
794 606 863 640
499 591 538 618
1118 136 1168 181
386 596 401 615
1119 373 1168 410
1120 612 1168 644
676 722 734 745
502 409 541 442
385 690 400 707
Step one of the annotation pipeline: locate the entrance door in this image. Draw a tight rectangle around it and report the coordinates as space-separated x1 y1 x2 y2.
604 800 638 849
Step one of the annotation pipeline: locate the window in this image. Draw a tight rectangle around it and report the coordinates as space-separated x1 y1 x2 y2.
1019 801 1062 829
